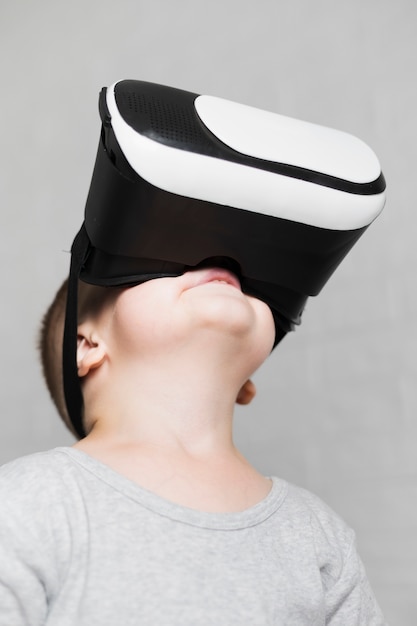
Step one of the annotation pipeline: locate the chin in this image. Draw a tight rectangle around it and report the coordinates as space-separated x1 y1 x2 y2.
191 297 274 359
192 294 255 329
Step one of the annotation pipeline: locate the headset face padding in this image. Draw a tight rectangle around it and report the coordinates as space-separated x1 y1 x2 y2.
63 79 386 437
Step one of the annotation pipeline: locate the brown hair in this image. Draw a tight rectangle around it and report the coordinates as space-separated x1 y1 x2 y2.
39 279 118 438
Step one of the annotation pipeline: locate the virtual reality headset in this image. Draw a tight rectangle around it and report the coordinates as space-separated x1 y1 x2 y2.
63 79 386 437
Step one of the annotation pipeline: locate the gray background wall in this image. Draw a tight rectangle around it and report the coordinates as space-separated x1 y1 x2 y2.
1 0 416 623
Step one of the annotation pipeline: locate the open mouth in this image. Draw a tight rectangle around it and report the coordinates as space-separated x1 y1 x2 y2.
203 268 241 290
190 257 242 291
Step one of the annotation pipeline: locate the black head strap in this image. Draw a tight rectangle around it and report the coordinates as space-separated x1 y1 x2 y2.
62 224 90 438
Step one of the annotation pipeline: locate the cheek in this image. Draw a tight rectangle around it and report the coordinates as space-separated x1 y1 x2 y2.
107 281 181 351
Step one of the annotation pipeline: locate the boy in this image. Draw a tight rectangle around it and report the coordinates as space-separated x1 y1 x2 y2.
0 80 387 624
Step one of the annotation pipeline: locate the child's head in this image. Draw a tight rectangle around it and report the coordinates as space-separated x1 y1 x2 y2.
40 271 273 437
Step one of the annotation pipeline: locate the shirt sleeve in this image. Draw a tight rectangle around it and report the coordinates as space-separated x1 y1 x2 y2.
0 515 49 626
296 483 388 626
0 456 57 626
323 533 388 625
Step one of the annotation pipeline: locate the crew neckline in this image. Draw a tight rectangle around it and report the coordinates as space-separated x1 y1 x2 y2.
55 447 288 531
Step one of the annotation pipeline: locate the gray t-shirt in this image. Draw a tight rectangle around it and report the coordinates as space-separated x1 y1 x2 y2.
0 448 386 625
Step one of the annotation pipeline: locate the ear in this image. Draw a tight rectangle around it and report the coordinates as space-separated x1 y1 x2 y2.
76 327 107 378
236 379 256 405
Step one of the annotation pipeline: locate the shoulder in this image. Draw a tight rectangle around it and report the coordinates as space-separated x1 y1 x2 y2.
276 482 387 622
0 450 79 574
284 481 354 540
0 450 83 614
276 480 357 587
0 447 76 495
0 448 79 531
279 480 354 538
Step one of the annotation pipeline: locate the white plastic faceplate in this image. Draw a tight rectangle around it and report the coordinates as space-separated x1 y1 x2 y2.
106 83 385 231
195 96 381 184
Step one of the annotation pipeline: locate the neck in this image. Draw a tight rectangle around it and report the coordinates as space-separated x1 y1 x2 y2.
75 348 272 512
82 346 249 455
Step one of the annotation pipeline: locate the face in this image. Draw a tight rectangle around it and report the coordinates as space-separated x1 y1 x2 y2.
94 265 276 371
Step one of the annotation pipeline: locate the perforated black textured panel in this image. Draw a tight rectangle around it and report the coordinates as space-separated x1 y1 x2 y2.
115 80 215 153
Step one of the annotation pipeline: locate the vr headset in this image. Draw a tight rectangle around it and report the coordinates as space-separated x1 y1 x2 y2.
63 79 386 438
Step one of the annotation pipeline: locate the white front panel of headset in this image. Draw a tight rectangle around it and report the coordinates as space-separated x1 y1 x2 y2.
107 85 385 231
195 95 382 185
